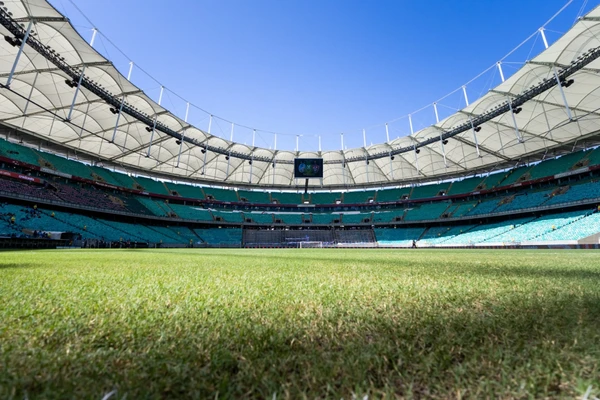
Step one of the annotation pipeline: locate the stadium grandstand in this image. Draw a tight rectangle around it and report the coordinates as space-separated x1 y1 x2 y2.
1 0 600 250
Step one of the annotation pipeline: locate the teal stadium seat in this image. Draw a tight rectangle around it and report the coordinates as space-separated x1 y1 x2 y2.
343 190 376 204
410 182 449 199
0 139 42 166
375 187 412 202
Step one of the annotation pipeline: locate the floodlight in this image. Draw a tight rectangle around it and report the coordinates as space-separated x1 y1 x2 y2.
474 126 482 132
513 107 523 114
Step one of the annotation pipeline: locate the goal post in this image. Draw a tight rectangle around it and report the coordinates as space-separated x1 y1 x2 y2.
298 241 323 248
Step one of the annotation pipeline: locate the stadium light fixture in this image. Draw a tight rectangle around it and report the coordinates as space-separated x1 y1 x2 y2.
513 107 523 114
442 140 449 145
145 126 152 132
561 78 575 88
415 149 421 154
390 156 395 160
474 126 482 132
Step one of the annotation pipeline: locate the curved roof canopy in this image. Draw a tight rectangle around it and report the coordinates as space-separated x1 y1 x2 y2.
2 0 600 189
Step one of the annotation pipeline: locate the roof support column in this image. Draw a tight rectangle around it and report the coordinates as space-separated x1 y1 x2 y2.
252 129 256 147
67 65 86 121
273 133 277 150
296 135 299 152
462 85 469 106
552 67 573 121
146 116 158 157
202 147 208 175
340 132 344 150
78 102 90 138
110 96 126 143
208 114 212 134
272 159 276 185
497 62 505 82
539 28 549 49
22 71 38 115
158 86 164 106
67 28 97 121
127 61 134 81
176 129 186 168
389 153 394 180
6 20 33 88
506 98 523 143
433 103 439 123
469 118 481 157
318 135 322 152
230 123 234 141
176 101 190 168
408 114 414 135
249 158 253 184
385 123 390 142
413 145 420 173
363 128 367 147
226 153 231 177
439 133 447 168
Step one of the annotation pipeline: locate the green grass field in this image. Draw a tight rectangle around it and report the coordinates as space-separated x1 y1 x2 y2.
1 249 599 399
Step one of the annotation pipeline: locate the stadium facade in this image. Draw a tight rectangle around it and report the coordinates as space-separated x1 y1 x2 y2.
1 0 600 248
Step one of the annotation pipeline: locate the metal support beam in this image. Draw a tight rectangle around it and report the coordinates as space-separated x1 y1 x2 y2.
6 20 33 87
506 98 524 143
22 71 38 115
553 66 573 121
146 117 158 157
497 62 505 82
385 123 390 142
462 85 469 106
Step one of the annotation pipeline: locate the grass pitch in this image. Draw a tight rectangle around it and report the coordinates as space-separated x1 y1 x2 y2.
0 249 599 399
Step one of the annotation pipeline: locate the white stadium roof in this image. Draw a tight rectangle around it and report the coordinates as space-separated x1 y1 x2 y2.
2 0 600 189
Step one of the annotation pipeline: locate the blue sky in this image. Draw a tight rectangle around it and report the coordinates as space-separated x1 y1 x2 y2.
56 0 594 152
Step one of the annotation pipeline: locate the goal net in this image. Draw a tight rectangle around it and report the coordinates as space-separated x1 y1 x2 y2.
298 241 323 248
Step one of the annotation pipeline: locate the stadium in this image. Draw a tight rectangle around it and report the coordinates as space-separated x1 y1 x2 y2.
1 0 600 398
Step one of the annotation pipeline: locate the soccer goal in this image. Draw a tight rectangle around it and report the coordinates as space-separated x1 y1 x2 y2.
298 241 323 248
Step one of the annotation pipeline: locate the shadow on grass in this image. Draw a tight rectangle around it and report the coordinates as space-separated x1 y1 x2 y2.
2 289 600 399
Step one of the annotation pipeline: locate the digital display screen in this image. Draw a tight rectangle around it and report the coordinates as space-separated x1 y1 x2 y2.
294 158 323 178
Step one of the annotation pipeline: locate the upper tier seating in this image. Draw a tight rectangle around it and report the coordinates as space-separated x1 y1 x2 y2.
37 151 94 179
309 192 340 205
410 182 449 199
446 176 484 195
270 192 303 204
167 203 214 221
527 151 586 180
88 165 123 186
237 190 271 204
0 139 41 166
343 190 376 204
133 176 170 196
375 187 412 202
202 187 238 202
479 171 508 190
497 165 532 186
107 171 138 189
164 182 205 199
